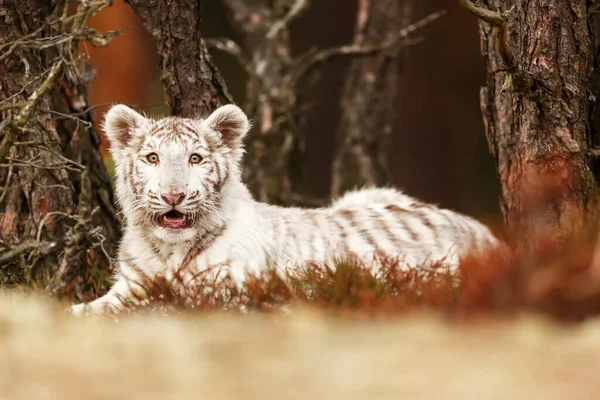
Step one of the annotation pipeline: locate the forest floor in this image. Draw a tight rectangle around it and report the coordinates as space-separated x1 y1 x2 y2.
0 292 599 400
3 243 600 400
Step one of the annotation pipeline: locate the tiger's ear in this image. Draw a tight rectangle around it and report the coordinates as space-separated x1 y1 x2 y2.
202 104 250 149
102 104 148 152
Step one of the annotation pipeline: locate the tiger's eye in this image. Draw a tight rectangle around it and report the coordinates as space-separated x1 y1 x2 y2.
189 154 203 164
146 153 159 164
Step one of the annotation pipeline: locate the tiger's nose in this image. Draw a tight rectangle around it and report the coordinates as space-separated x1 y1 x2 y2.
161 192 185 206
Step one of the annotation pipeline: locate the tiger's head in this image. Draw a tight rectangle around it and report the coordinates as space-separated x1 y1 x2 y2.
103 104 250 242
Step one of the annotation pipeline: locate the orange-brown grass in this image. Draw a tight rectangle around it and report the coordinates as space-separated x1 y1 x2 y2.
89 229 600 324
111 256 462 320
458 235 600 322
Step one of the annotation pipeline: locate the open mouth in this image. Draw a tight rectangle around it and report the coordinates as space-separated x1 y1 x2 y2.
156 210 194 229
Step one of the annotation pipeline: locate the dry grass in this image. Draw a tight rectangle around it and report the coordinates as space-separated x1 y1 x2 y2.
5 227 600 398
1 292 600 399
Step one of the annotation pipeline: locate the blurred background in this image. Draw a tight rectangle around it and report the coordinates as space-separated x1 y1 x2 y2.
86 0 500 220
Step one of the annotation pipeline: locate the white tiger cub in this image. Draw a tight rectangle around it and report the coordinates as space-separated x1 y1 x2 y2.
70 104 501 315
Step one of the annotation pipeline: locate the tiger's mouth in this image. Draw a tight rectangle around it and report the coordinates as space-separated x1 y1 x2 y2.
155 210 194 229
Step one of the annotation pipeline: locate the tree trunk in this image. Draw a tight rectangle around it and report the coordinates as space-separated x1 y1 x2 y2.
0 0 120 297
125 0 233 118
220 0 308 205
477 0 600 256
330 0 411 197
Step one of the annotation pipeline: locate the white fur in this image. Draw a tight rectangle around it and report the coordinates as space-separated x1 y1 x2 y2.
71 104 501 316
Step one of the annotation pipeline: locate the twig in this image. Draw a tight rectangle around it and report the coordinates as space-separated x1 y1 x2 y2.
0 158 15 205
67 101 170 117
0 239 56 265
457 0 527 93
289 10 446 85
0 61 63 160
4 143 86 172
36 212 79 242
13 140 61 146
96 233 115 272
266 0 310 39
457 0 513 68
1 30 119 55
47 110 93 129
0 103 25 113
0 1 115 61
354 0 370 46
0 65 55 107
457 0 507 25
45 226 101 295
205 38 254 76
0 162 80 171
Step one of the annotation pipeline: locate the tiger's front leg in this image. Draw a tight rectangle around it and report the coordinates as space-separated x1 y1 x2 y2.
69 274 145 316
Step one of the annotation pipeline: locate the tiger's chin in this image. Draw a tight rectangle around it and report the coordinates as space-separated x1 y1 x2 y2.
153 225 198 243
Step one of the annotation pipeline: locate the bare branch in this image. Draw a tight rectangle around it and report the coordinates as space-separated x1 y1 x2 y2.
205 37 254 76
0 155 15 205
0 0 116 62
457 0 507 25
47 110 93 129
457 0 519 85
266 0 310 39
289 10 446 85
354 0 370 45
36 212 80 242
0 65 55 108
0 103 25 113
1 29 119 58
62 101 170 118
0 239 54 265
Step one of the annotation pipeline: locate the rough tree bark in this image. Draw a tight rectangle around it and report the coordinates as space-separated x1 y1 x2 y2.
0 0 120 297
124 0 233 118
462 0 600 256
330 0 411 197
